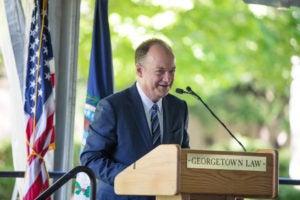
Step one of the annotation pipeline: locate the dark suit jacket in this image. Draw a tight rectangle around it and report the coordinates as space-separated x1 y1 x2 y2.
80 83 190 200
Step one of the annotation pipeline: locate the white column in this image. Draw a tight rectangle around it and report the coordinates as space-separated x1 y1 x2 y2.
50 0 81 199
0 0 27 197
289 55 300 188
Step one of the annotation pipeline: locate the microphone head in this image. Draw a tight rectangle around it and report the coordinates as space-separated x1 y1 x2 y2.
175 88 185 94
186 86 192 92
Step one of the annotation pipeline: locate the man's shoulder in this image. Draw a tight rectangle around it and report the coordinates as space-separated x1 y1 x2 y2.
164 93 187 108
102 85 136 103
165 93 184 102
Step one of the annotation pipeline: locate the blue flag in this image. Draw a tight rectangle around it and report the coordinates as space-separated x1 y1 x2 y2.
86 0 114 107
74 0 114 198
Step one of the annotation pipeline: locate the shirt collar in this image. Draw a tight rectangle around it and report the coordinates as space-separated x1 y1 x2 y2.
136 82 162 113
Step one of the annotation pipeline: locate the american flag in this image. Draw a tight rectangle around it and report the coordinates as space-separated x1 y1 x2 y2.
23 0 55 199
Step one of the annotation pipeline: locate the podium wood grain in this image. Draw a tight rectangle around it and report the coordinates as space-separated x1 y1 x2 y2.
115 145 180 195
180 149 278 198
115 144 278 199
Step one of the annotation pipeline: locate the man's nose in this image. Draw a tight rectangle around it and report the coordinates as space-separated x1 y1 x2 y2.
162 72 173 82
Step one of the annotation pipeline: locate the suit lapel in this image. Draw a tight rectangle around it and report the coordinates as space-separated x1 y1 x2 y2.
162 97 170 144
162 95 172 144
128 84 153 149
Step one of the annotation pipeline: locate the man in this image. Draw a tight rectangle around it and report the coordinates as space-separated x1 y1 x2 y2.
80 38 190 200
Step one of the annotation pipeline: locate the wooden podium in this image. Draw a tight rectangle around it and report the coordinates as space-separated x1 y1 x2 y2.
115 144 278 200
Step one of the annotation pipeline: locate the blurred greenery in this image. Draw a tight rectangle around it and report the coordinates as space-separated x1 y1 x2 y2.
77 0 300 199
0 141 15 199
77 0 300 150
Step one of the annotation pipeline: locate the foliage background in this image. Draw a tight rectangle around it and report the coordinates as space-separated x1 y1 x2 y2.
77 0 300 150
76 0 300 199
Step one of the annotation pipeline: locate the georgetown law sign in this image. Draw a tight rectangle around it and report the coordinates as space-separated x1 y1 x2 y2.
187 153 267 172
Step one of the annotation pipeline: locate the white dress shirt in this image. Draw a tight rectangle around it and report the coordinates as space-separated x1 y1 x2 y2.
136 82 163 141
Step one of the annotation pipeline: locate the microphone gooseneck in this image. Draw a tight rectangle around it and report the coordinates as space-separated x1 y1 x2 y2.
176 86 247 152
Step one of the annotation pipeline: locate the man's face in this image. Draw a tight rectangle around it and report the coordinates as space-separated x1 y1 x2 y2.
137 44 175 102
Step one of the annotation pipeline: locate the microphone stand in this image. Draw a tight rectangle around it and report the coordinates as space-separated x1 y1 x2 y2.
176 87 247 152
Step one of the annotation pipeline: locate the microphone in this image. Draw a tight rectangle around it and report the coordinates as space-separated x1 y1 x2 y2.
176 86 247 152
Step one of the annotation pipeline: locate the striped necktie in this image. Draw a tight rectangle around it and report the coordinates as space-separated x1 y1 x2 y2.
151 104 161 146
151 104 160 146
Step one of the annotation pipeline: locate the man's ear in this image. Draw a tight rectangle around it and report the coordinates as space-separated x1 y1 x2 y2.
136 63 143 77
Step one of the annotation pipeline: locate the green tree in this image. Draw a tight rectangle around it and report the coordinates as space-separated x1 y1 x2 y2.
78 0 300 147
